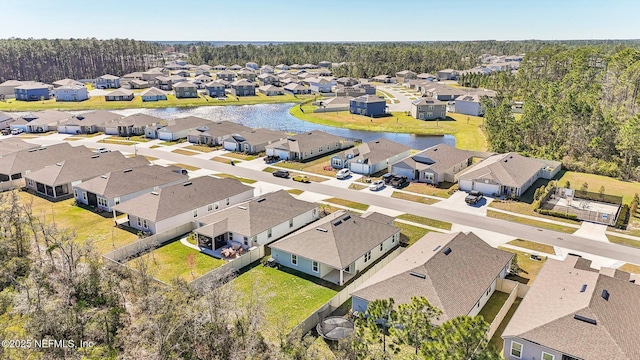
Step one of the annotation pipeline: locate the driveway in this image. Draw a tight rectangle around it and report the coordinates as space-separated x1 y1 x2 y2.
377 84 419 112
432 190 493 216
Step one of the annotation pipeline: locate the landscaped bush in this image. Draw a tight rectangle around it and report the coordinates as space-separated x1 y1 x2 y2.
537 209 579 220
616 204 630 229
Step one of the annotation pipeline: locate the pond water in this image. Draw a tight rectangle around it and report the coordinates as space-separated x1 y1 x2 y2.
108 103 455 149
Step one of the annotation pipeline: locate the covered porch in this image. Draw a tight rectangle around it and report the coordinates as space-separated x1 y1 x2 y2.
323 268 355 286
34 181 72 199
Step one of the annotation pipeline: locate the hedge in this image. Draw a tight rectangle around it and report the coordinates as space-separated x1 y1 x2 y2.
537 209 579 220
616 204 630 229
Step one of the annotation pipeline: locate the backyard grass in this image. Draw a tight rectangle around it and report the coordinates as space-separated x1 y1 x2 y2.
290 107 488 151
224 152 257 161
487 210 578 233
606 234 640 249
0 93 312 111
391 191 440 205
171 149 199 156
478 291 510 324
324 198 370 211
498 248 546 285
402 182 453 199
184 144 216 153
97 139 135 146
348 183 368 190
214 173 257 184
393 221 431 246
18 192 138 255
556 170 640 204
286 189 304 195
506 239 556 255
171 163 200 171
127 240 225 283
230 265 337 341
488 298 522 351
619 263 640 274
396 213 452 230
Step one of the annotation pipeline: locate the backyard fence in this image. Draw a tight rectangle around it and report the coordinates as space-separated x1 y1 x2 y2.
189 245 268 291
487 279 529 339
541 187 622 226
288 247 405 338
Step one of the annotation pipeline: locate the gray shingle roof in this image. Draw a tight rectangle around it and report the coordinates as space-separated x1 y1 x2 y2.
351 232 513 323
112 176 253 222
53 78 84 87
195 190 317 238
187 121 251 138
173 82 197 89
225 128 287 145
458 153 561 188
20 110 73 126
105 113 163 128
333 138 411 165
0 143 92 176
160 116 211 133
266 130 346 154
503 256 640 360
0 138 40 156
412 97 445 106
105 89 133 97
63 110 123 127
140 87 166 97
74 164 188 199
351 95 385 104
269 210 399 269
394 144 474 174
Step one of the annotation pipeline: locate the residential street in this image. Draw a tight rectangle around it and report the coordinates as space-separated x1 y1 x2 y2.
25 136 640 265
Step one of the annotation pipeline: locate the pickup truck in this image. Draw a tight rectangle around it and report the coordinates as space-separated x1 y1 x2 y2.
465 190 484 204
389 175 409 188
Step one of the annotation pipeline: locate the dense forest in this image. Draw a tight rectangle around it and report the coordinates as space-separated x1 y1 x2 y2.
479 46 640 181
0 38 163 83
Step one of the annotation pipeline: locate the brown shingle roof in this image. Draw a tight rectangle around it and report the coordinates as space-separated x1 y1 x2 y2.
351 232 513 323
458 153 561 188
0 138 40 156
266 130 346 154
394 144 474 174
63 110 123 127
0 143 92 176
333 138 411 165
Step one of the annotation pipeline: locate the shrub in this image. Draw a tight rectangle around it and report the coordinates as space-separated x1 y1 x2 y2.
616 204 630 229
537 209 579 220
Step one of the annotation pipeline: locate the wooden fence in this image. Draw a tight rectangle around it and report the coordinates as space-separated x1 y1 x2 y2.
487 278 530 339
189 245 268 291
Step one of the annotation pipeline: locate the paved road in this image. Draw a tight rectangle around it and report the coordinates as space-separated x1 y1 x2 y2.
27 137 640 264
377 84 418 112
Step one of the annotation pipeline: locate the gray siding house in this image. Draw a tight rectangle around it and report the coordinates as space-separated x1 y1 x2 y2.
411 98 446 120
186 121 251 146
391 144 475 184
265 130 353 161
173 82 198 98
216 70 236 82
230 79 256 96
153 116 211 141
330 138 412 175
222 128 288 154
454 94 485 116
54 84 89 102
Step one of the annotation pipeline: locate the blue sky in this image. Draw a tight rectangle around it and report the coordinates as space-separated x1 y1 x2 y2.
1 0 638 41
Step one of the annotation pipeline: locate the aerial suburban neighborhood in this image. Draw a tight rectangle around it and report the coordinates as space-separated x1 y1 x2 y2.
0 2 639 359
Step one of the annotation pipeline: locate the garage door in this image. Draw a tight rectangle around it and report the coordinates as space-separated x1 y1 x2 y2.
392 165 415 180
158 132 173 141
473 182 499 196
458 179 473 192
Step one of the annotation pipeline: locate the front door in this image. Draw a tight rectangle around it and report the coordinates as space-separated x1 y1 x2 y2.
87 192 98 206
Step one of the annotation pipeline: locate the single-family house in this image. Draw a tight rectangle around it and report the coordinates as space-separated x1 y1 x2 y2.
309 78 335 93
416 73 438 81
153 116 211 141
283 83 310 94
54 84 89 102
265 130 353 161
458 152 562 196
0 138 40 156
258 85 284 96
127 79 150 89
140 87 167 102
302 63 318 69
104 89 134 102
437 69 458 80
259 65 274 74
230 79 256 97
216 70 237 82
102 113 164 137
142 69 166 82
275 64 290 71
193 75 214 88
228 64 242 71
237 69 257 82
14 83 51 101
1 80 38 98
24 152 150 200
372 75 392 83
96 74 121 89
112 176 254 235
351 232 513 320
422 84 466 101
391 144 475 184
173 82 198 98
290 64 302 70
222 128 288 154
318 61 332 68
212 64 227 71
502 255 640 360
57 110 122 134
193 190 319 253
349 95 387 117
336 84 375 97
122 72 144 81
187 121 251 146
396 70 417 83
0 143 92 190
213 78 231 88
52 78 84 88
20 110 73 133
194 68 211 77
411 98 447 120
454 94 486 116
337 77 359 87
257 74 278 87
174 70 190 78
73 165 188 212
270 210 400 285
317 69 333 77
330 138 412 175
204 82 226 98
317 96 353 112
245 62 259 70
155 75 186 91
0 112 14 131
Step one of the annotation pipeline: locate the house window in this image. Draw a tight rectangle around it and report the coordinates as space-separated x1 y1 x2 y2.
379 243 384 252
193 209 198 217
291 254 298 265
143 219 148 229
427 112 433 117
312 209 317 216
332 158 342 166
226 198 230 206
364 251 371 263
487 288 490 296
114 197 120 205
312 261 319 273
319 146 323 152
392 233 396 243
267 228 272 238
73 189 78 198
207 204 213 212
289 219 294 228
428 105 434 110
82 192 87 200
214 202 219 210
252 236 257 244
476 301 480 308
542 353 554 360
137 218 142 227
510 341 523 358
229 232 233 240
244 236 249 246
441 112 445 117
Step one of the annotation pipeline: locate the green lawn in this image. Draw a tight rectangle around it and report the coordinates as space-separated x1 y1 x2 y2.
224 152 257 161
488 298 522 351
97 139 135 146
171 149 199 156
230 265 337 341
286 189 304 195
348 183 368 190
498 248 546 285
274 154 339 177
171 163 200 171
478 291 510 324
487 210 578 233
393 221 431 246
506 239 556 255
396 213 452 230
402 182 453 199
606 234 640 249
391 191 440 205
556 170 640 204
127 240 225 283
214 173 257 184
184 144 217 153
290 107 487 151
619 263 640 274
324 198 370 211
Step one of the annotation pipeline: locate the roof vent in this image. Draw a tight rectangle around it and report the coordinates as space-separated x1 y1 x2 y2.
257 198 266 203
316 228 328 233
56 162 63 166
433 148 438 151
409 272 426 279
183 182 192 186
580 284 587 292
573 314 597 325
238 206 247 210
123 169 132 173
333 220 342 226
601 289 609 301
91 155 99 158
443 247 452 255
343 215 351 221
433 245 441 252
100 175 108 179
150 191 159 196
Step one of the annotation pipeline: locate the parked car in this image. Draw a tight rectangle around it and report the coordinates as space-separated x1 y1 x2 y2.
390 175 409 188
465 190 484 204
292 174 310 183
336 168 351 179
272 169 290 178
93 147 111 153
382 173 396 184
0 128 10 135
369 180 385 191
10 128 24 135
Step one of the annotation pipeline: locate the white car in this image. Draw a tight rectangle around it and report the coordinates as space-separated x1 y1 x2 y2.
336 168 351 179
10 128 24 135
93 147 111 153
369 180 385 191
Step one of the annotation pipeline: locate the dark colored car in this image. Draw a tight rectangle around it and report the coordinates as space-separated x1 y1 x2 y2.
272 169 290 178
390 175 409 188
465 190 484 204
382 173 396 184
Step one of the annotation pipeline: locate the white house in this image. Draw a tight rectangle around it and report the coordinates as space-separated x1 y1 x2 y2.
391 144 476 184
57 110 123 134
330 138 412 175
309 78 336 93
152 116 211 141
265 130 353 161
222 128 288 154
